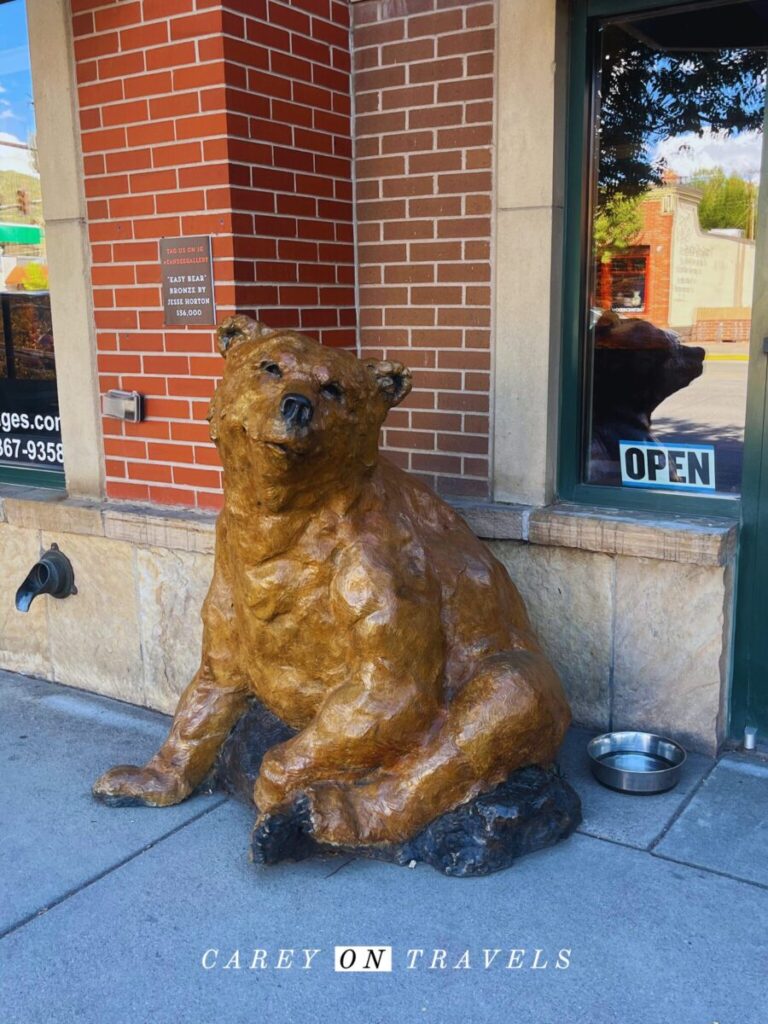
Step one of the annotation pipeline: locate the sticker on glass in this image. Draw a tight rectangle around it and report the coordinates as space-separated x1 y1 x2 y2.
619 441 715 492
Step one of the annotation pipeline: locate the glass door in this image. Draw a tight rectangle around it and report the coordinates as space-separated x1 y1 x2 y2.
563 0 768 739
587 1 768 506
561 0 768 516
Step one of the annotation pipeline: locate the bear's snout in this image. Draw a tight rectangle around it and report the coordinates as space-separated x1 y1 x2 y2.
668 344 705 386
280 393 314 430
685 345 706 371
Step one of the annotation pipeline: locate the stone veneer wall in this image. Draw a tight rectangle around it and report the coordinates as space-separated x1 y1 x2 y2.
0 495 736 754
489 545 733 753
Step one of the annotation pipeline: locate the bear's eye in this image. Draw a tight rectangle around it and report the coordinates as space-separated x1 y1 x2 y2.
320 382 343 401
260 361 282 378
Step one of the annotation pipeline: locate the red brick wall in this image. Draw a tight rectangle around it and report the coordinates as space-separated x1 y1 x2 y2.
352 0 495 500
72 0 354 510
221 0 355 339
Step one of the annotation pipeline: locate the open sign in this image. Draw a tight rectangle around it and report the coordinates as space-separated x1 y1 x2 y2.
619 441 716 492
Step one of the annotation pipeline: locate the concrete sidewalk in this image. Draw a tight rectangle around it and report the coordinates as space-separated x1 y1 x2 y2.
2 670 766 1024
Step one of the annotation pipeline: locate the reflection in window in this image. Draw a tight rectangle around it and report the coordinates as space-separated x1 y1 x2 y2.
9 296 55 381
609 254 647 313
585 0 768 496
0 0 62 477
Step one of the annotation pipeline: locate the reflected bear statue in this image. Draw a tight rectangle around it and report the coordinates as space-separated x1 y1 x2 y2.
94 315 580 876
590 311 705 484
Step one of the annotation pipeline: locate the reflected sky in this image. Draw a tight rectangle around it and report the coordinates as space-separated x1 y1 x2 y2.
651 128 763 182
597 22 766 197
0 0 36 176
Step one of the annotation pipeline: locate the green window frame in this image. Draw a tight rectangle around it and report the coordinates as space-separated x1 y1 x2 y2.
558 0 751 517
0 467 63 488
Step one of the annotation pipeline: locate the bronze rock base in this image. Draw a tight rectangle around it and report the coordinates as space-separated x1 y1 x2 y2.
214 700 582 878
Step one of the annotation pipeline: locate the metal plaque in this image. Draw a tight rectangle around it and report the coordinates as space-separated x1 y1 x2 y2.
160 235 216 326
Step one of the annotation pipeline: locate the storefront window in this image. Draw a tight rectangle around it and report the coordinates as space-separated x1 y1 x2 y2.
0 0 63 484
582 0 766 497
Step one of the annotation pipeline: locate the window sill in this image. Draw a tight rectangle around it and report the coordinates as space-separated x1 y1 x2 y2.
452 499 738 567
0 486 216 555
0 487 738 567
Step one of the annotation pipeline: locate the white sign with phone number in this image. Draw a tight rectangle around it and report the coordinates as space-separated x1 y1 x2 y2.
0 437 63 464
0 409 63 466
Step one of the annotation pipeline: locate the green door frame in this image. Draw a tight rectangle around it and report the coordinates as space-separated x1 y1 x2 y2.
561 0 768 738
731 117 768 738
559 0 746 516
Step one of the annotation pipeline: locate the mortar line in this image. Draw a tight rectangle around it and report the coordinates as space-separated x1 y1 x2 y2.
0 797 227 942
348 8 361 359
487 0 499 504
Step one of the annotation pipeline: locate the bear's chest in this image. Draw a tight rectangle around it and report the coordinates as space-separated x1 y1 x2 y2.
238 556 324 621
232 553 352 724
233 552 349 660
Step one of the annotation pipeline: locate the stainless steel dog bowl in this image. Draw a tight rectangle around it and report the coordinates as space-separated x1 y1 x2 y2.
587 731 686 794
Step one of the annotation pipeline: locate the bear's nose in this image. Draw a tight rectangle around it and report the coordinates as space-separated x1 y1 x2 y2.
280 393 314 429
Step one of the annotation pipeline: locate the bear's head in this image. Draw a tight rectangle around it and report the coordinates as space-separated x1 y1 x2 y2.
592 311 705 422
208 315 412 507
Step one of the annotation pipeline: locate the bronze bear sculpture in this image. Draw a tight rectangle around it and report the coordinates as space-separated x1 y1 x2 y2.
94 315 578 874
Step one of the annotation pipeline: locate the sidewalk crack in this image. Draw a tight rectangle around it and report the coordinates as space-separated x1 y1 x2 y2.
0 797 228 942
576 827 768 893
647 758 718 852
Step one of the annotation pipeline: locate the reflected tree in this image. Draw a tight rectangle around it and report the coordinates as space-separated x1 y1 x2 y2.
689 167 759 237
598 27 766 198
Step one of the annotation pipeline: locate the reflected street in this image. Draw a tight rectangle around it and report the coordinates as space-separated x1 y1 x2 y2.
654 347 748 493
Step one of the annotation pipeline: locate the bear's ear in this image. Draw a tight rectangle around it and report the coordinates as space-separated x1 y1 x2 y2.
217 315 272 357
366 359 412 407
595 310 620 334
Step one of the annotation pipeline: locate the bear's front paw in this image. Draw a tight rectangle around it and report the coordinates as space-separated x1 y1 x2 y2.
304 782 361 847
252 748 296 812
92 764 190 808
250 795 317 865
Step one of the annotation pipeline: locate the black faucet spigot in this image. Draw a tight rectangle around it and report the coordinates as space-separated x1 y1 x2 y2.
15 543 77 613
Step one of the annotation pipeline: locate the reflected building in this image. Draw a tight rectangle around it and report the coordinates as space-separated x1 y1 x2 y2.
598 171 755 343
